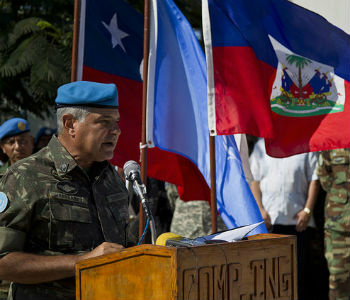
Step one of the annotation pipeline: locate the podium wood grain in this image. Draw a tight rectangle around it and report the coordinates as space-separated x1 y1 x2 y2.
76 234 297 300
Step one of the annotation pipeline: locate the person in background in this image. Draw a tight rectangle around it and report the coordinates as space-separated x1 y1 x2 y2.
0 81 135 300
0 149 7 166
0 118 35 300
33 127 57 153
0 118 34 179
165 183 227 238
317 148 350 300
249 138 319 300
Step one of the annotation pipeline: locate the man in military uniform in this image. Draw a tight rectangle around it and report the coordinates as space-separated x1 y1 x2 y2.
0 118 34 178
0 118 34 299
0 81 132 300
317 148 350 300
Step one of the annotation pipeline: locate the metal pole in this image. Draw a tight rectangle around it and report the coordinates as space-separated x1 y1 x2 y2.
139 0 151 240
71 0 81 82
209 135 217 233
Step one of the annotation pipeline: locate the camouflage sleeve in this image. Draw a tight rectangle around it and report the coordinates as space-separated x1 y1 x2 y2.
165 183 179 211
0 169 31 256
317 151 332 192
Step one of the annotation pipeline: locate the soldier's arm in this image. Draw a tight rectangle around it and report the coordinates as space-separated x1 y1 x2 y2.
0 170 124 284
317 151 332 192
0 242 123 284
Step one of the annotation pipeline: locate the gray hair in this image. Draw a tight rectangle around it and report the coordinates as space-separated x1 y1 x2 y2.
56 107 92 134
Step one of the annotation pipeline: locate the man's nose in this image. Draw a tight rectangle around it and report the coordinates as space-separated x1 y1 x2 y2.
111 123 121 135
13 140 21 150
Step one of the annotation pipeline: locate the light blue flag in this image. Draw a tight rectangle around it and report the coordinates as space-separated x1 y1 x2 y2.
146 0 266 233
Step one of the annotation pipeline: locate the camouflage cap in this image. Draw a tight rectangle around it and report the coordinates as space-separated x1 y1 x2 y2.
0 118 30 141
55 81 118 108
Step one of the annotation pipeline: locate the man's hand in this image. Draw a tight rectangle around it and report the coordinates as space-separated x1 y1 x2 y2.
79 242 124 262
294 209 310 232
260 208 272 231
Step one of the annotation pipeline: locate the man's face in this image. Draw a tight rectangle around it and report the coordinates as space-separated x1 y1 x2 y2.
73 108 121 164
1 132 34 165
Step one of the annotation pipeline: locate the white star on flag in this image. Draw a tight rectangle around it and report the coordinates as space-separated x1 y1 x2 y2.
102 13 129 52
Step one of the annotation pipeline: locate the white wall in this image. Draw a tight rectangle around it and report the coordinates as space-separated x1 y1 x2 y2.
290 0 350 34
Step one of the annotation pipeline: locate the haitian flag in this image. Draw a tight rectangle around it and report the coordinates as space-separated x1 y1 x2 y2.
202 0 350 157
76 0 209 200
147 0 265 232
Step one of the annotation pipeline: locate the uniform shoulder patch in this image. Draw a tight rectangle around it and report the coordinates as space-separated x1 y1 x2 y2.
0 192 8 213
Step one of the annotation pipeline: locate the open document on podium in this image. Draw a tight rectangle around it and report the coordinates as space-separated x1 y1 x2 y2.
164 221 264 247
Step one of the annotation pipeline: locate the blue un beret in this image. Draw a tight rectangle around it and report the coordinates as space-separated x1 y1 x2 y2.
55 81 118 108
0 118 30 140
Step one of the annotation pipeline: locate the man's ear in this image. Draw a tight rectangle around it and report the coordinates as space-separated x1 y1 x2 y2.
61 114 77 137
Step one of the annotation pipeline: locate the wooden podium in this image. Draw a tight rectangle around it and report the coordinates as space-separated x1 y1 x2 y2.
76 234 297 300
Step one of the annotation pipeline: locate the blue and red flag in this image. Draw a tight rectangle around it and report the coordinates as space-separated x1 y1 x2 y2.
203 0 350 157
147 0 265 232
77 0 209 200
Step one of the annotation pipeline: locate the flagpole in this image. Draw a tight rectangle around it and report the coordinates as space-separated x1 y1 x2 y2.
209 135 217 233
139 0 151 240
71 0 81 82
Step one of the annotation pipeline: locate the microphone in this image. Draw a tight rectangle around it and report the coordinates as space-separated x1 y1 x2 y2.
123 160 152 220
156 232 206 247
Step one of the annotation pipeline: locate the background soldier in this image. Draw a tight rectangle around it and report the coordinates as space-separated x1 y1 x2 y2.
0 81 134 300
165 183 226 238
317 149 350 300
0 117 34 299
0 118 34 178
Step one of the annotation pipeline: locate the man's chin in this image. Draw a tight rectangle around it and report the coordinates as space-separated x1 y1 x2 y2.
99 151 115 162
13 156 25 163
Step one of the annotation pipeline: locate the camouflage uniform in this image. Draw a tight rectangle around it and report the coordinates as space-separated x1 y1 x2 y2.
317 148 350 300
166 183 226 238
0 136 130 300
0 161 11 299
0 161 10 179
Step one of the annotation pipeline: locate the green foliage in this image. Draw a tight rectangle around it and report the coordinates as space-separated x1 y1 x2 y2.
126 0 201 30
0 0 73 118
0 0 201 119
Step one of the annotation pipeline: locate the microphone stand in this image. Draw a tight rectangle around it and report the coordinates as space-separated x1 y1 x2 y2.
132 181 157 245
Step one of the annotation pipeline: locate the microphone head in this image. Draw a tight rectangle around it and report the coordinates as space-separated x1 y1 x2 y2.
123 160 140 178
155 232 183 246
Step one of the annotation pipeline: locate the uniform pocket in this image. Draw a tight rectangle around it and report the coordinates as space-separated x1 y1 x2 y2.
105 192 129 223
329 187 348 204
45 192 92 249
49 192 91 223
330 155 349 185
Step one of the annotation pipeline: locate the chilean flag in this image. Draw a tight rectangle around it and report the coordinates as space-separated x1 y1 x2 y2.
203 0 350 157
77 0 209 200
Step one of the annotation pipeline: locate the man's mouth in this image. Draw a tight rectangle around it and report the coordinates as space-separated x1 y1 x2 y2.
102 142 116 147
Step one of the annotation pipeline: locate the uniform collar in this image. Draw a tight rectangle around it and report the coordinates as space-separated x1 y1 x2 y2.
48 135 79 177
47 135 110 178
0 160 11 174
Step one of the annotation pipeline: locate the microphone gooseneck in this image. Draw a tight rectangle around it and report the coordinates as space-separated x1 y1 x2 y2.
123 160 157 244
